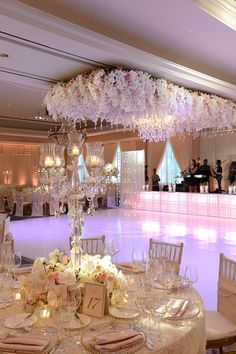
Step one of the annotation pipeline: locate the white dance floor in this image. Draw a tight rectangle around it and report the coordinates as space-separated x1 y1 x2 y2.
10 208 236 311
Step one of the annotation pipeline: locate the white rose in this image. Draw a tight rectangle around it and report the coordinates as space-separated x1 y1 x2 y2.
58 269 76 286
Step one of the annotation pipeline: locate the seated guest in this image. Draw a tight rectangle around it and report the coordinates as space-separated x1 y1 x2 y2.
199 159 211 184
152 168 160 191
186 159 198 193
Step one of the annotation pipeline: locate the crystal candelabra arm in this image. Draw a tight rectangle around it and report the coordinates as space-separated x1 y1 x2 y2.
68 196 84 269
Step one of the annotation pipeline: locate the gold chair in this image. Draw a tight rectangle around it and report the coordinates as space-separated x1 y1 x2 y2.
70 235 105 256
206 253 236 354
149 239 184 274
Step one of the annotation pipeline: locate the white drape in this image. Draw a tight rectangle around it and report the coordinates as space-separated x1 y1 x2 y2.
103 143 118 164
147 142 167 184
170 136 194 171
120 150 145 208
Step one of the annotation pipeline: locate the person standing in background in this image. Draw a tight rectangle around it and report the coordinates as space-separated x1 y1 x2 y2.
215 159 223 193
186 159 198 192
152 168 160 191
199 159 211 185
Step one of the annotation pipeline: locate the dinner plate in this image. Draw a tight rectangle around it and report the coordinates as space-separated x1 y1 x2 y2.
163 300 200 321
81 322 146 354
65 313 91 329
4 313 38 329
109 306 141 319
154 275 191 292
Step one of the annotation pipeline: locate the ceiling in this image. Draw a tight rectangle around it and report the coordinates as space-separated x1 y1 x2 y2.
0 0 235 142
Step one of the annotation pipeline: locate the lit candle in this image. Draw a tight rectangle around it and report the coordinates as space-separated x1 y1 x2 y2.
91 155 98 167
15 292 21 300
42 308 50 318
200 185 204 194
205 185 208 193
142 185 145 191
72 146 79 156
55 157 61 167
146 184 149 191
45 156 54 168
228 186 233 194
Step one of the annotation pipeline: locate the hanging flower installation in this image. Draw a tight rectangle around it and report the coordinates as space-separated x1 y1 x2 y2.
44 68 236 142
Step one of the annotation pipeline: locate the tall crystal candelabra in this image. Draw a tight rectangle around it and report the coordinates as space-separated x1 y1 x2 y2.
39 131 107 269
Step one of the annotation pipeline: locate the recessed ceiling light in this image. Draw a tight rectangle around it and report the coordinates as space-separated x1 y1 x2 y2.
0 53 9 58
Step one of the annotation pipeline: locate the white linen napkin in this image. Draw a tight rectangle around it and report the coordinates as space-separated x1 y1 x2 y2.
92 329 143 352
0 335 49 353
165 299 189 318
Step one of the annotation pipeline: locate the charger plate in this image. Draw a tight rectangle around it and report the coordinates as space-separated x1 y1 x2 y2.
81 322 146 354
154 275 191 292
109 305 141 319
163 300 200 321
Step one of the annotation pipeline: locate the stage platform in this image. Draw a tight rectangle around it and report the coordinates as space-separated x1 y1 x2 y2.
133 192 236 219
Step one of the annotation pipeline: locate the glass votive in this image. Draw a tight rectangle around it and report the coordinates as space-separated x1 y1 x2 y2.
41 306 51 319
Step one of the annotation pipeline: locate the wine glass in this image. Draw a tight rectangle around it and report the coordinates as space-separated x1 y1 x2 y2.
185 264 198 285
106 239 120 262
12 250 22 280
143 295 167 342
132 249 146 271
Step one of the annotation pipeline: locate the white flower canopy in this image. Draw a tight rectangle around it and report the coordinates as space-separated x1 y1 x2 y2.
44 68 236 142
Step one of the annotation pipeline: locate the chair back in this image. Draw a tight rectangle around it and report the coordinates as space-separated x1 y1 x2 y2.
70 235 105 256
149 239 184 274
3 216 10 238
0 240 14 263
0 214 7 223
218 253 236 324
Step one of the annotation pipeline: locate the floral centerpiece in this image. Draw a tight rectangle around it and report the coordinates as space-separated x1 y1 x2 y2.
44 68 236 143
104 163 119 178
20 249 126 310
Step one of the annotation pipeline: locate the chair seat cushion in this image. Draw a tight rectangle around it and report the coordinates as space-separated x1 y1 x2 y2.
206 310 236 341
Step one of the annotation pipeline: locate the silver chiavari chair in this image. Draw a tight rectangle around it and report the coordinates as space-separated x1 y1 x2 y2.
70 235 106 256
149 239 184 274
206 253 236 354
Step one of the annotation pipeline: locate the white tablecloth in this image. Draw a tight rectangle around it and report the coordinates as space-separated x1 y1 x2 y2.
0 279 205 353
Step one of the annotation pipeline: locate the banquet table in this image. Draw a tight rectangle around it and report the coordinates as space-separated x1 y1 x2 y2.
0 273 206 354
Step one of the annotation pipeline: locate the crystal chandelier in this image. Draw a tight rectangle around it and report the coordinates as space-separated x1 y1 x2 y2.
39 129 107 269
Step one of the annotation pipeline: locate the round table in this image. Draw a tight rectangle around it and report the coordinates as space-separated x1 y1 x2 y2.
0 274 205 353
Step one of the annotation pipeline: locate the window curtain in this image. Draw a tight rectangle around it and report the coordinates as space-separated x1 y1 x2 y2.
103 143 117 164
120 141 137 152
147 141 167 184
120 150 145 208
170 136 194 171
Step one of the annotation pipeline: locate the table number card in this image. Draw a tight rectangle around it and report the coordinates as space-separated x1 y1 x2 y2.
82 282 107 318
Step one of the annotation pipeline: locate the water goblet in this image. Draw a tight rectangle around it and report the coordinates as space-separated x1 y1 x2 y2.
12 250 22 279
132 249 146 271
185 264 198 285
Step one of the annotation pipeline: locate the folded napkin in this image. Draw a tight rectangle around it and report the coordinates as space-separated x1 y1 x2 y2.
92 329 143 352
0 335 49 353
4 313 33 329
165 299 189 318
15 267 32 276
116 263 142 274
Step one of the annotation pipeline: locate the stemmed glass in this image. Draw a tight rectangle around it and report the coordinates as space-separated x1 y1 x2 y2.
12 250 22 279
132 249 147 271
105 239 120 262
53 285 81 351
185 264 198 285
143 295 168 342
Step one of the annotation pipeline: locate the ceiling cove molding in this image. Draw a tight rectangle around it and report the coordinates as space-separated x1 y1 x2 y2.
0 0 236 101
192 0 236 31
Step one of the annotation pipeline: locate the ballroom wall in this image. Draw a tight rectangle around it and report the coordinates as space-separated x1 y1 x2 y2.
0 143 40 186
200 132 236 164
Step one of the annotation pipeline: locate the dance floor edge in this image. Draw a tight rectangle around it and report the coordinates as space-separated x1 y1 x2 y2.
10 208 236 311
